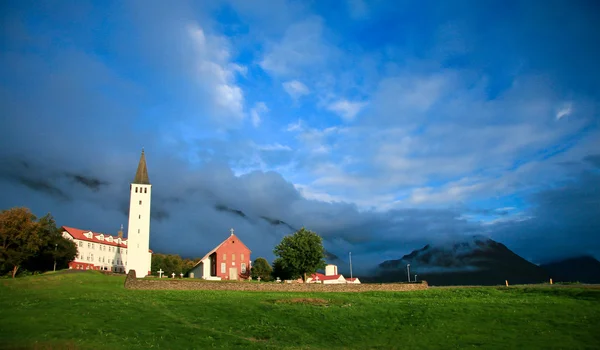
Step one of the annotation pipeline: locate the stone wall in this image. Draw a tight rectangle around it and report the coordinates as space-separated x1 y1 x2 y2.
124 271 428 292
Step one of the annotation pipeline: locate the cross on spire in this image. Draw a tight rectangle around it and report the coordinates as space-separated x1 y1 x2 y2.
230 228 235 235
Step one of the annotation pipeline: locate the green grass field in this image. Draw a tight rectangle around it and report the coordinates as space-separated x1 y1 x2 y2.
1 271 599 349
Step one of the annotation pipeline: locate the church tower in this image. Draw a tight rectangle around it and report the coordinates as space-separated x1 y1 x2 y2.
125 149 152 278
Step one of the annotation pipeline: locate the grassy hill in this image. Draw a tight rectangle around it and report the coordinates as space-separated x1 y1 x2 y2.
1 271 600 349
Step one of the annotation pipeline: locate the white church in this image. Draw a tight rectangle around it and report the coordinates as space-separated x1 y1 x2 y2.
62 150 153 278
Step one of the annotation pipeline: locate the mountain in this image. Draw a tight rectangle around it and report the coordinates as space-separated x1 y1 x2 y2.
370 235 550 286
540 256 600 284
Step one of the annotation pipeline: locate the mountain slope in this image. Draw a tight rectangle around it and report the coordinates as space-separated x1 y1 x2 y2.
372 235 550 286
541 256 600 284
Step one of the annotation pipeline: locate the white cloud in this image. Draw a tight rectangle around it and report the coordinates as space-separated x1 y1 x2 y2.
326 99 368 121
259 17 334 77
556 102 573 120
283 80 310 99
254 142 292 151
249 101 269 127
187 24 246 125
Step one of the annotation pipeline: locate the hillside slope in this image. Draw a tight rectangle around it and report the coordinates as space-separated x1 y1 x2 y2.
371 235 550 286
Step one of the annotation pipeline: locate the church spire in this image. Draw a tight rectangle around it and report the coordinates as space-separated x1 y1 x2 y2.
133 148 150 184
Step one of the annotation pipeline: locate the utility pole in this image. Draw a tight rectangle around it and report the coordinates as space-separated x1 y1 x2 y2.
349 252 353 279
53 243 58 272
407 264 411 282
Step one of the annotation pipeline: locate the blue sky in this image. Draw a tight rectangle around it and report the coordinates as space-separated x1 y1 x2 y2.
1 0 599 272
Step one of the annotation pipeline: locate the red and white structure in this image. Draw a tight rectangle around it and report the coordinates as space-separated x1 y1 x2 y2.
61 150 153 276
189 229 252 280
306 264 361 284
61 226 152 272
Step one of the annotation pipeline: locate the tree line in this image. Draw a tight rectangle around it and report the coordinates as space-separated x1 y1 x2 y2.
0 207 77 278
149 228 327 282
2 206 328 281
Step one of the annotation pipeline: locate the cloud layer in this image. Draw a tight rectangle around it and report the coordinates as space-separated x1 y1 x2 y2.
1 0 599 272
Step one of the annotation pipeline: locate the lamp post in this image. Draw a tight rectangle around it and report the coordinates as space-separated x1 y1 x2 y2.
53 243 58 272
406 264 411 282
349 252 353 280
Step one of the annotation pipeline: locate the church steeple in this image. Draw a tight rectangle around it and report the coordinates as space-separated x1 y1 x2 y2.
133 148 150 184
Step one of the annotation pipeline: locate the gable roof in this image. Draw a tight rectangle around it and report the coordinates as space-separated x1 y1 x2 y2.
310 273 346 281
133 149 150 184
61 226 153 253
192 233 252 268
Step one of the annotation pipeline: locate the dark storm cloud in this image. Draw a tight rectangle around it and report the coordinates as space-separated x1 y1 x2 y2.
490 167 600 264
64 173 110 192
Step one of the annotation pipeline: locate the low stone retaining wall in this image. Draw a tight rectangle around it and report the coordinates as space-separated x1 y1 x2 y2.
124 270 428 292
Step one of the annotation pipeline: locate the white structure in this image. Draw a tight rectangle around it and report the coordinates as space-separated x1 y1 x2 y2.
125 149 152 278
62 225 147 272
305 264 362 284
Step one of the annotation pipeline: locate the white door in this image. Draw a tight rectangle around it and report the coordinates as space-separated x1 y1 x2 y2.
229 267 238 280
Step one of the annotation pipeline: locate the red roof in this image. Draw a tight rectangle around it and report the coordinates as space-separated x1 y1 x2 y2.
310 273 345 281
62 226 152 253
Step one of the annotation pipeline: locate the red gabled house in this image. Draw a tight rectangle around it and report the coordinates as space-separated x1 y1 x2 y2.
189 229 252 280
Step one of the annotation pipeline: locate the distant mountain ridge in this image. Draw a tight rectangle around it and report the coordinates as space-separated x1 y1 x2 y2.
372 235 551 286
540 256 600 284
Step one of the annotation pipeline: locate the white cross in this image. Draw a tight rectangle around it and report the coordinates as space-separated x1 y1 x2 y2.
180 273 184 278
158 269 164 278
171 272 175 278
230 228 235 235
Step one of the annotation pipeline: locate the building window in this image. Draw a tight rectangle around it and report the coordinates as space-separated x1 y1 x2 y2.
138 229 140 233
135 187 138 193
92 244 95 249
88 243 91 248
232 254 235 261
221 263 226 273
139 200 142 205
241 263 247 274
139 215 141 219
222 253 226 260
241 253 245 261
78 242 83 247
144 188 147 193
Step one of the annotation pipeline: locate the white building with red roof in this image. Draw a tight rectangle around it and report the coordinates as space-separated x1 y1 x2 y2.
61 150 153 277
305 264 361 284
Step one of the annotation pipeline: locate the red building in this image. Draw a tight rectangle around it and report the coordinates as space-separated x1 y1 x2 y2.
189 229 252 280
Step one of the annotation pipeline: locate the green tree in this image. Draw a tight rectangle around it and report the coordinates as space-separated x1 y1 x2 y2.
0 207 44 278
251 257 272 281
271 257 293 281
22 214 77 273
273 227 326 282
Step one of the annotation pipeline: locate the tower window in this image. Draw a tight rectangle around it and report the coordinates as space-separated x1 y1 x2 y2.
144 188 147 193
139 200 142 205
139 215 141 219
135 187 138 193
138 229 140 233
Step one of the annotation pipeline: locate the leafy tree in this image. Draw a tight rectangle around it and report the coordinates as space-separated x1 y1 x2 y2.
271 257 293 281
151 253 199 276
273 227 326 282
22 214 77 273
251 257 272 281
0 207 44 278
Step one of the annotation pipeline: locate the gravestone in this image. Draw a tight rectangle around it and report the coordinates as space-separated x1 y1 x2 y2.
124 270 137 289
